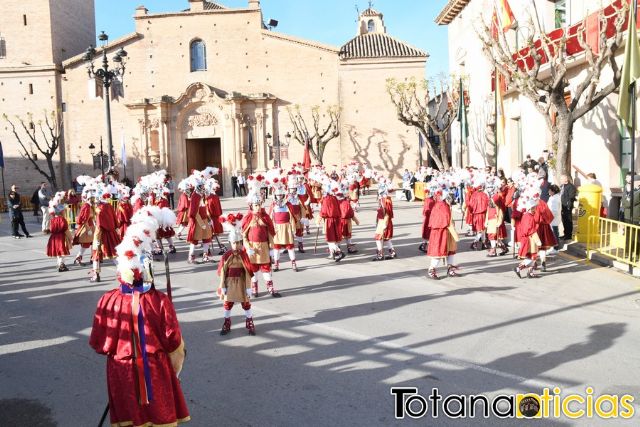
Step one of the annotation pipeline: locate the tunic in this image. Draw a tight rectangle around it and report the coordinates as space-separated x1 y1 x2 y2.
427 200 458 258
89 285 190 427
186 193 212 244
517 212 540 259
156 199 176 239
374 196 394 241
116 201 133 240
206 194 224 235
534 199 557 249
339 199 355 239
320 195 342 243
217 250 254 303
93 203 121 261
241 210 275 267
46 215 71 257
175 193 190 226
468 191 489 232
73 202 95 247
270 203 296 247
421 197 436 240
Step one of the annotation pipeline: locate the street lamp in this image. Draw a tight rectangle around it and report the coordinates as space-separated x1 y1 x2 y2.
83 31 129 172
88 138 106 176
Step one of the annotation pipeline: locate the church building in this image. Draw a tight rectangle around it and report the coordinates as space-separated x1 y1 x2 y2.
1 0 428 194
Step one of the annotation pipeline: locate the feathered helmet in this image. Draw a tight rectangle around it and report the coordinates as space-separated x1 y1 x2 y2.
246 174 267 205
515 172 543 212
221 212 244 243
48 191 66 214
116 206 162 287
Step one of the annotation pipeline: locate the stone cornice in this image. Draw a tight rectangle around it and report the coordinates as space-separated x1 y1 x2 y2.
261 30 339 54
62 33 143 69
435 0 471 25
0 64 60 73
135 7 256 21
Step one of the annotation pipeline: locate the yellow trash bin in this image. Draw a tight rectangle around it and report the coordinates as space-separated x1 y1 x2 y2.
576 183 602 243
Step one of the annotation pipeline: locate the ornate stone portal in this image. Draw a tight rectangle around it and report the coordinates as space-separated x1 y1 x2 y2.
126 82 276 195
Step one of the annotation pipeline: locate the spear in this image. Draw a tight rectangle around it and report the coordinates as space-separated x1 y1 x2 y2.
164 250 173 302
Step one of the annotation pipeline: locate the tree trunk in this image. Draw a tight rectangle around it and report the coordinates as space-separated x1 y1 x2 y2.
46 155 58 190
437 130 451 170
554 114 573 183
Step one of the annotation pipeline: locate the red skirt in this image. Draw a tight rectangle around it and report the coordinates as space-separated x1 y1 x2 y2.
92 229 121 261
538 224 557 248
324 218 342 243
106 353 190 427
211 217 223 235
427 228 454 257
472 213 486 232
340 219 352 239
374 220 393 241
118 223 129 240
488 224 507 240
46 233 70 257
157 226 176 239
465 209 473 225
175 211 189 226
518 238 536 259
421 218 430 240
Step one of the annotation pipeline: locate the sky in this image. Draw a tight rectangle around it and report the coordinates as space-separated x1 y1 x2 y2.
95 0 450 77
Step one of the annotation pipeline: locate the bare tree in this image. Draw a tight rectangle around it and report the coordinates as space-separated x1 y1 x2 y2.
476 2 627 179
3 110 63 190
287 105 341 165
387 77 459 170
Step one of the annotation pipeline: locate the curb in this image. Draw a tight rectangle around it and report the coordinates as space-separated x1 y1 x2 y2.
566 241 640 277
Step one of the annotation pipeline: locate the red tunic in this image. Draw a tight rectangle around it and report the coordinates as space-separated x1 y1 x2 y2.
534 199 557 249
421 198 436 240
517 212 538 259
490 193 507 239
186 193 212 244
175 193 190 226
427 200 455 257
241 210 275 242
116 201 133 240
464 187 474 225
156 199 176 239
505 186 516 209
46 215 70 257
89 286 189 427
339 199 355 239
73 202 95 248
206 194 224 235
320 195 342 243
93 203 121 260
374 196 394 241
468 191 489 232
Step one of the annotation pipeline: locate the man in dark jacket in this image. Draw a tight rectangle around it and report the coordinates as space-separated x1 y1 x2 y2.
8 185 32 239
560 175 577 240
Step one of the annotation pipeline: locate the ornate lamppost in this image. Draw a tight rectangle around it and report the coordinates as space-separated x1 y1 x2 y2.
88 138 106 176
83 31 129 172
266 132 292 168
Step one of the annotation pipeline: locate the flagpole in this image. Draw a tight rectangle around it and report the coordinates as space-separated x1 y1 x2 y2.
494 67 499 169
459 78 464 168
632 0 638 226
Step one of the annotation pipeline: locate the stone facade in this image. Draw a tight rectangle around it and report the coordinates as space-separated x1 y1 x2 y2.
1 0 427 194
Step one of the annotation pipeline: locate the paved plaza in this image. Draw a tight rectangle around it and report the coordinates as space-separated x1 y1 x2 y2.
1 195 639 426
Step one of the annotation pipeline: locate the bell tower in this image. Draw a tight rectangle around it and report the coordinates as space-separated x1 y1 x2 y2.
357 2 386 36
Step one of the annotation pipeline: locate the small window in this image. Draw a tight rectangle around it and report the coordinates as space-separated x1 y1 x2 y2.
28 83 33 94
367 20 375 33
190 39 207 71
555 0 567 29
0 37 5 58
23 15 27 26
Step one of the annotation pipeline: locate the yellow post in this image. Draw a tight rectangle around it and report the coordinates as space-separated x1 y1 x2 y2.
576 184 602 243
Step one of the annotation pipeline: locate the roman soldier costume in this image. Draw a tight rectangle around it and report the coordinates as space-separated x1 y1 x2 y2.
339 182 359 254
46 192 71 272
217 213 256 336
175 186 191 239
116 185 133 240
91 191 122 282
533 198 557 271
186 176 213 264
269 178 299 272
287 175 307 253
419 191 435 253
427 188 460 279
318 182 345 262
89 205 189 427
73 186 96 266
372 179 396 261
468 183 489 250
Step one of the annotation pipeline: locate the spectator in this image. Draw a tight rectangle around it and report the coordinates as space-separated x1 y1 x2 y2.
66 189 81 230
231 171 240 198
166 175 176 208
622 176 640 225
560 175 577 240
538 168 549 202
497 168 506 180
523 154 537 171
38 182 52 233
538 157 549 180
8 184 32 239
586 172 602 187
238 172 247 196
30 187 41 216
548 184 561 253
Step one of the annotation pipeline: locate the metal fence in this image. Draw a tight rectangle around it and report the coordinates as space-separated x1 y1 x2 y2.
587 215 640 269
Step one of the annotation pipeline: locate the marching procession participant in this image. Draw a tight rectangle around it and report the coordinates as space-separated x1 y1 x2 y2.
115 183 133 240
485 178 508 257
90 187 121 282
155 187 178 255
268 174 299 272
187 171 214 264
426 182 460 280
175 178 192 239
534 192 558 272
242 176 281 297
513 175 544 278
217 212 257 336
286 172 307 253
339 180 359 254
293 166 314 237
315 172 345 262
372 177 396 261
89 206 189 427
202 168 227 255
46 192 72 272
73 176 96 266
419 189 435 253
468 176 489 250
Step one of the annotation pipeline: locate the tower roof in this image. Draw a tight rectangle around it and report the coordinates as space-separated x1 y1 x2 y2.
361 7 382 17
339 33 428 60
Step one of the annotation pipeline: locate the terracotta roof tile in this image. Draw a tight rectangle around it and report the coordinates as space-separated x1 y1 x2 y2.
339 33 427 60
361 7 382 17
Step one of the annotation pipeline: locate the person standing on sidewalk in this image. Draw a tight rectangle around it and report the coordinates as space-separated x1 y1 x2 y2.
38 182 52 233
231 171 240 198
238 172 247 196
8 185 32 239
560 175 576 240
166 175 176 209
30 187 41 216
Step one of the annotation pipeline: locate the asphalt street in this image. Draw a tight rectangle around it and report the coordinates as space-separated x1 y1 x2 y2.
1 194 639 426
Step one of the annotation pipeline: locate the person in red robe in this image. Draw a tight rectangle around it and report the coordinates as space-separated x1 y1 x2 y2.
339 190 359 254
242 193 280 297
90 192 122 282
468 186 489 250
155 191 177 254
427 189 460 279
419 191 435 253
269 185 298 272
319 186 345 262
534 198 557 271
463 185 475 236
295 174 314 236
206 191 226 255
46 195 71 272
372 184 396 261
485 190 508 257
218 213 257 335
89 215 189 427
187 185 213 264
116 194 133 241
65 189 81 230
288 179 307 253
175 189 191 239
515 199 541 278
73 193 96 266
